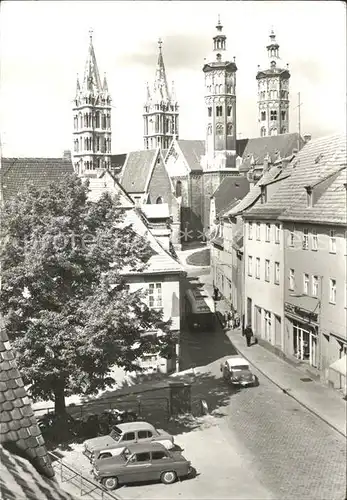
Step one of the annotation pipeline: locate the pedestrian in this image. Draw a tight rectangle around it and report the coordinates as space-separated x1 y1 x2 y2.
244 324 253 347
227 311 232 329
213 285 219 302
224 312 229 328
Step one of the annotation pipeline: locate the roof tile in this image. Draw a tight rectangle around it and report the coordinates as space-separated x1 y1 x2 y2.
120 149 157 193
212 176 250 216
177 140 205 171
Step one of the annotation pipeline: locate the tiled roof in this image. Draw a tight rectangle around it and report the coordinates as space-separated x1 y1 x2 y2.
120 209 184 275
0 328 54 478
239 133 303 172
110 153 127 171
1 157 74 203
86 170 134 207
0 444 79 499
246 133 346 224
177 140 205 172
236 138 249 157
212 176 250 217
120 149 158 193
224 165 283 217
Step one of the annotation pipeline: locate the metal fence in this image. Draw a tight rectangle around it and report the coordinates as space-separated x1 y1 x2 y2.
49 451 120 500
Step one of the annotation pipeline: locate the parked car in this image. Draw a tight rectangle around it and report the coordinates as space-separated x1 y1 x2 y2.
92 442 193 490
37 412 79 442
220 356 258 387
83 421 175 462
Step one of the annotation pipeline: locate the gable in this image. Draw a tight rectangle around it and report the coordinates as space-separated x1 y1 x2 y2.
177 140 205 172
212 176 250 217
165 140 190 178
146 153 175 207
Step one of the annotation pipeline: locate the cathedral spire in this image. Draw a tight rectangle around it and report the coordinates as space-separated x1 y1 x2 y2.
82 29 102 94
103 72 109 93
153 38 170 102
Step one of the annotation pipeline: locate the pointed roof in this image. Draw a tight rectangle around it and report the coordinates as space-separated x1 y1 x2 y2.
151 39 171 103
120 149 160 193
82 30 102 94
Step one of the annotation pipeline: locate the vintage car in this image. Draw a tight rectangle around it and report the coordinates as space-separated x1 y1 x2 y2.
92 442 193 490
83 421 175 462
220 356 258 387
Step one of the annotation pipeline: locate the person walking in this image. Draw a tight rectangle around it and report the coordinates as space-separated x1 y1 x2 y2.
244 324 253 347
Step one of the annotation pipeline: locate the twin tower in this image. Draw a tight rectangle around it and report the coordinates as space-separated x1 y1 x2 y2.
72 22 290 175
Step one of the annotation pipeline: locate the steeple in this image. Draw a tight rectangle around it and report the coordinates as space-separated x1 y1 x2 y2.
82 29 102 94
143 39 179 150
202 17 238 171
256 28 290 137
72 30 112 177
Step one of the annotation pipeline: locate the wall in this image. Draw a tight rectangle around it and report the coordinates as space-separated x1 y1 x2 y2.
189 174 204 236
244 219 284 348
284 222 347 383
147 156 174 210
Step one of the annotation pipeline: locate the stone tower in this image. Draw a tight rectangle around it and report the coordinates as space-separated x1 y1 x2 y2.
202 16 237 171
256 29 290 137
73 31 112 176
143 39 179 150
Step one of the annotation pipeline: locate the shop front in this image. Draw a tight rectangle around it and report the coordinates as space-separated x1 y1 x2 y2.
284 301 319 368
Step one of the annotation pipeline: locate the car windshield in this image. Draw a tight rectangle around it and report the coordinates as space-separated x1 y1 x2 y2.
232 365 249 371
109 427 122 441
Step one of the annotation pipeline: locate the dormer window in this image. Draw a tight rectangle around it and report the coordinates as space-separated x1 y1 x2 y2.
305 186 313 207
260 185 267 204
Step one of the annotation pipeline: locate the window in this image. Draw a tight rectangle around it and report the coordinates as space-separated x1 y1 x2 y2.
175 180 182 197
289 228 295 247
265 224 271 242
135 452 151 463
208 107 212 117
248 256 253 277
256 223 261 240
274 262 280 284
311 229 318 251
270 110 277 121
255 258 260 279
275 224 280 244
303 228 309 250
216 106 223 117
149 283 162 308
227 106 232 116
227 123 233 135
312 275 319 297
281 110 286 120
123 432 135 441
152 451 168 460
138 430 153 439
265 260 270 282
329 279 336 304
156 196 163 204
248 222 253 240
261 111 266 121
289 269 295 290
303 273 309 295
264 310 272 342
329 230 336 253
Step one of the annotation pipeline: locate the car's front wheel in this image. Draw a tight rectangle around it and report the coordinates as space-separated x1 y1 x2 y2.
161 471 177 485
102 477 119 490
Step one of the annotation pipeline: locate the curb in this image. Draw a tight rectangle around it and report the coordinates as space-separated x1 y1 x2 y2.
233 343 346 439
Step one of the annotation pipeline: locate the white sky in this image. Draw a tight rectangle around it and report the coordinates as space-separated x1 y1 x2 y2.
0 0 346 157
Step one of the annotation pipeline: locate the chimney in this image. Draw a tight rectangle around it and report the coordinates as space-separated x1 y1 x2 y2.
63 150 71 161
303 133 312 144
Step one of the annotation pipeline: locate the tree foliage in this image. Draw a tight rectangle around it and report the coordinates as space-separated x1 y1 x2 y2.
0 174 173 414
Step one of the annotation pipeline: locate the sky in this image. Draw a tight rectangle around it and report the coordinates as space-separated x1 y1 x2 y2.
0 0 346 157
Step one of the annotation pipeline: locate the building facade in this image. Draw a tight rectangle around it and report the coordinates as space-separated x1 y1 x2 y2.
256 30 290 137
143 39 179 150
73 32 112 176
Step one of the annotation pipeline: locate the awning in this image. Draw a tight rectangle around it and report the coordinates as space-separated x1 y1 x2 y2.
329 355 347 377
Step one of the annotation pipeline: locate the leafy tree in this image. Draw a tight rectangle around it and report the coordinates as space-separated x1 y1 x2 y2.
0 174 173 416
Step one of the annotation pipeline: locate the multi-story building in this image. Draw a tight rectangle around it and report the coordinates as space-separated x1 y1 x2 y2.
256 29 290 137
143 39 179 150
242 133 346 389
73 31 112 176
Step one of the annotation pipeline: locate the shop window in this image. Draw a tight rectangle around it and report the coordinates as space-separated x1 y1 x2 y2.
293 321 317 367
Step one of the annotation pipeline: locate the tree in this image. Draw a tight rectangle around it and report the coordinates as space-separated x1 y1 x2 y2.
0 174 173 416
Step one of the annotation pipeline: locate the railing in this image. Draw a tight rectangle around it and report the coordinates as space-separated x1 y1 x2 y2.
48 451 120 499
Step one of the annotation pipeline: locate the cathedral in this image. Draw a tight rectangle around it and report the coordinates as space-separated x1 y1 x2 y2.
73 20 306 246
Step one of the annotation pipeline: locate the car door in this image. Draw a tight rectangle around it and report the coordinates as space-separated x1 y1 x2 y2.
124 452 152 483
150 450 171 480
120 431 136 446
137 430 153 444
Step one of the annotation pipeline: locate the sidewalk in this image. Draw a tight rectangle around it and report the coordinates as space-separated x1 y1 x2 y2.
200 273 347 438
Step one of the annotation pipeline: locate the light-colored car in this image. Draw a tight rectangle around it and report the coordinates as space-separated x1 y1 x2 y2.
83 421 175 462
220 356 258 387
92 442 193 491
